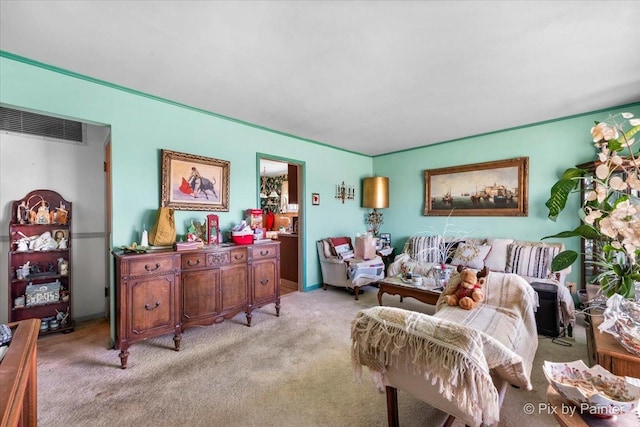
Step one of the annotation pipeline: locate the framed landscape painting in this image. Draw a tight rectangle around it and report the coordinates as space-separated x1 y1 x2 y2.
424 157 528 217
161 149 230 211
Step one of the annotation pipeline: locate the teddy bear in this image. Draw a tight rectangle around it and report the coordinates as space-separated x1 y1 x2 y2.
444 266 488 310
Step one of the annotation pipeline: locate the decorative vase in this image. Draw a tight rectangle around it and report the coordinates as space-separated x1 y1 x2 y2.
266 212 275 231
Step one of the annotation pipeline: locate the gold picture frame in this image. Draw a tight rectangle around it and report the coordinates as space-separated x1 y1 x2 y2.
424 157 528 217
161 149 230 211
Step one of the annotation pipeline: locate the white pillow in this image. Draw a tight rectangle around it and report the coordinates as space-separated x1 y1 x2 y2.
483 238 514 272
450 243 492 270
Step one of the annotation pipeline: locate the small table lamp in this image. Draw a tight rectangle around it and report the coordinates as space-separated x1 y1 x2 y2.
362 176 389 237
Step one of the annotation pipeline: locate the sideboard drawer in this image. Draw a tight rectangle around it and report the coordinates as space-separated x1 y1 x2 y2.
181 253 206 270
127 255 176 276
230 248 247 264
249 244 279 260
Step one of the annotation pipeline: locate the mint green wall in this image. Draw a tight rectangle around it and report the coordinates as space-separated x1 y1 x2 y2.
0 54 375 294
373 103 640 287
2 53 638 294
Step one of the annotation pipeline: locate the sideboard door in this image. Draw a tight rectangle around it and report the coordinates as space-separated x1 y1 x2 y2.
220 264 248 314
128 274 177 337
181 268 221 324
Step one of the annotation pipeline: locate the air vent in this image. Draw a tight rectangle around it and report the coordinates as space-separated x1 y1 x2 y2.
0 107 86 145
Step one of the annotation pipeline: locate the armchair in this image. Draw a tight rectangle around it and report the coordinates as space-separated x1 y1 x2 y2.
316 238 384 300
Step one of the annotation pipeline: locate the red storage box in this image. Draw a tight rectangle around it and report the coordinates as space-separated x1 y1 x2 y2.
232 231 253 245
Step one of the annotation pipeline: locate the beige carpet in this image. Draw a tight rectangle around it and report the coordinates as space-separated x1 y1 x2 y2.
35 286 588 426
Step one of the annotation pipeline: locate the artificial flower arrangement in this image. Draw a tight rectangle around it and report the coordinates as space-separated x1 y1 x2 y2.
544 112 640 297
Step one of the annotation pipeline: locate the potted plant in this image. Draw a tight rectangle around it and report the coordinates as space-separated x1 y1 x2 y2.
544 112 640 298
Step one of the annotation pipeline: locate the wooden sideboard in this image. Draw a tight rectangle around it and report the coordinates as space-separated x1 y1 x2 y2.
585 285 640 377
113 241 280 368
0 318 40 427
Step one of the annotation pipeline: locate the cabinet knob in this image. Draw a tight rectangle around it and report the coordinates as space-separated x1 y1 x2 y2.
234 254 244 260
187 259 200 266
260 250 269 256
144 301 161 310
260 278 270 286
145 263 160 272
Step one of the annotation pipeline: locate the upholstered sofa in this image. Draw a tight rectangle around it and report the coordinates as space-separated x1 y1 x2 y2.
387 235 576 330
317 237 385 299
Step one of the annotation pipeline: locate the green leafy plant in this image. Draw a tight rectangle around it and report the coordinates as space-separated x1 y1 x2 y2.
543 112 640 297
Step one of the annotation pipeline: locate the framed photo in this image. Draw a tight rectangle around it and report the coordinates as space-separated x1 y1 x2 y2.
379 232 391 248
312 193 320 206
161 149 230 211
52 229 68 245
424 157 528 217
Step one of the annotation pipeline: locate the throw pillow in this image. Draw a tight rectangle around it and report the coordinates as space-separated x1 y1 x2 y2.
322 240 334 259
505 244 560 279
483 238 514 272
327 236 352 256
407 235 441 263
450 243 492 270
334 243 354 259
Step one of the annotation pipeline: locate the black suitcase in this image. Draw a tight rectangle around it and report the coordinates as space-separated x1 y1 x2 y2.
531 282 560 337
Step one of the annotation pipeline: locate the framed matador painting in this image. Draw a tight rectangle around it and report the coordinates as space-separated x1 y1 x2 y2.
161 149 230 211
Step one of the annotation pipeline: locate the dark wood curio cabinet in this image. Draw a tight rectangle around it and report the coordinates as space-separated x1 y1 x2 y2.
8 190 74 335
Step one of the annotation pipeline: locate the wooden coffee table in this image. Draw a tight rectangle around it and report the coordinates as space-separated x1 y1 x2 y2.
376 275 442 306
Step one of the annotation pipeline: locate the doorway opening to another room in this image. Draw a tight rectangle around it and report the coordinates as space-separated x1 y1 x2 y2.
258 156 304 296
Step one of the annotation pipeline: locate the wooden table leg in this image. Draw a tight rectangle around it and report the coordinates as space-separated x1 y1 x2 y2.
386 386 399 427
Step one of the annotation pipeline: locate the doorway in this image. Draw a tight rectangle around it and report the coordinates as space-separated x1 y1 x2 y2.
258 156 304 295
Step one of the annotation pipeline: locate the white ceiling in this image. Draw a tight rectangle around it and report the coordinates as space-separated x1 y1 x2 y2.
1 1 639 156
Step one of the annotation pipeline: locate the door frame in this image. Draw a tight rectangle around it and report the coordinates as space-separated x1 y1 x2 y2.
256 154 306 291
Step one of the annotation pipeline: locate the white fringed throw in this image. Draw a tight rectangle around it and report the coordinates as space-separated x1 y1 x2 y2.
352 306 515 426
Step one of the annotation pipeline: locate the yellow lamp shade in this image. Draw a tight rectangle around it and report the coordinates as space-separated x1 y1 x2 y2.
362 177 389 209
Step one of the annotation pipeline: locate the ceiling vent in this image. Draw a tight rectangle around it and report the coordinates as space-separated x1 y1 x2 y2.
0 107 86 145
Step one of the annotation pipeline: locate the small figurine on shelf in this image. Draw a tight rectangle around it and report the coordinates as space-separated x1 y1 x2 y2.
14 234 29 251
186 220 206 247
55 307 70 325
55 207 68 225
57 257 69 276
186 221 198 242
16 200 28 224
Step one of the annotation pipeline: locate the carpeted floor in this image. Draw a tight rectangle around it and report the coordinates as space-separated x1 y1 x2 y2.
36 286 589 426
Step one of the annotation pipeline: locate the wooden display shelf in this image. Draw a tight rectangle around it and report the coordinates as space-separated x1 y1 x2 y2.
8 189 73 336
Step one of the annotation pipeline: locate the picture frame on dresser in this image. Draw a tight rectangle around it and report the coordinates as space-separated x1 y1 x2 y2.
424 157 528 217
160 149 230 211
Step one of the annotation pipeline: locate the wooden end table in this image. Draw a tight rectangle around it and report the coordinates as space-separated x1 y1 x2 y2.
546 385 639 426
376 275 442 306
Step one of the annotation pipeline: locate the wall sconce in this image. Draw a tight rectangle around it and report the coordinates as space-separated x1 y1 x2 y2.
362 176 389 237
335 181 355 204
259 167 268 199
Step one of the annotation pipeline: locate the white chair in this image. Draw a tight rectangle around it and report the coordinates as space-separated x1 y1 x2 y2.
316 238 384 300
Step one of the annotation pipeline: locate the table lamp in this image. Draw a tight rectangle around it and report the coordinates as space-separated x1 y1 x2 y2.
362 176 389 237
